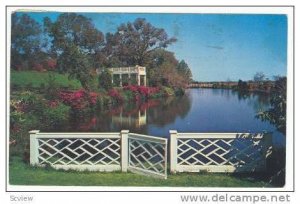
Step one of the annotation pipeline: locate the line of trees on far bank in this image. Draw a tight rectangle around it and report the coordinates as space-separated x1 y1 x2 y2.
236 72 282 93
11 13 192 90
191 72 284 94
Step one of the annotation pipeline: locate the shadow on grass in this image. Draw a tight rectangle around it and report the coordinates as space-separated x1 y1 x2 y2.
9 156 274 187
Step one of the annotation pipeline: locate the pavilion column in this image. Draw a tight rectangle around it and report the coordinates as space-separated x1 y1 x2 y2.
119 74 122 87
137 74 140 86
144 75 147 86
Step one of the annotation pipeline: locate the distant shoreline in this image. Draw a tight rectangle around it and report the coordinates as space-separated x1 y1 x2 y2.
188 81 275 93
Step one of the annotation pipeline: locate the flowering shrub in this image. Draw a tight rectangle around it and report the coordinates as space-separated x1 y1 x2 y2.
10 99 26 127
48 100 59 108
108 89 123 103
59 89 99 109
89 92 98 104
123 85 160 100
123 85 139 92
46 59 57 70
33 63 45 72
10 92 70 155
10 91 72 158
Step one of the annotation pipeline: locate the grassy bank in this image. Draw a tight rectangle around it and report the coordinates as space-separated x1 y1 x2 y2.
11 71 82 90
9 157 270 187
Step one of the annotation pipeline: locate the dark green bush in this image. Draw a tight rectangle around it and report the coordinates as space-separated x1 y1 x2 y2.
174 87 185 96
43 102 70 128
161 86 175 96
98 70 113 90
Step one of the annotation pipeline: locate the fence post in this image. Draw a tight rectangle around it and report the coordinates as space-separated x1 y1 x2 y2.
29 130 40 165
121 130 129 172
170 130 178 174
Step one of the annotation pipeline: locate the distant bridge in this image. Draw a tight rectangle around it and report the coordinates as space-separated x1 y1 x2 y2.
188 81 274 93
188 82 238 88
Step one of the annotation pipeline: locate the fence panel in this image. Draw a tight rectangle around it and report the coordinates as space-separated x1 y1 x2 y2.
128 133 168 179
170 131 272 173
30 131 121 171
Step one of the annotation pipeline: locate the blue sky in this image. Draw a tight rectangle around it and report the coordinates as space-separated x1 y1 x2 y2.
20 12 287 82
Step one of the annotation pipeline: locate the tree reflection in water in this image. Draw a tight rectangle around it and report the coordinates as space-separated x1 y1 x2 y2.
68 94 192 134
53 89 284 148
230 89 270 113
147 94 191 127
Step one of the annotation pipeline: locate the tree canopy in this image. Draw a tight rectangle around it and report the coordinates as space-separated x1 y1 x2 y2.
146 49 192 88
104 18 177 67
11 13 193 90
257 77 286 134
44 13 104 54
253 72 266 82
44 13 104 89
177 60 193 83
11 13 45 70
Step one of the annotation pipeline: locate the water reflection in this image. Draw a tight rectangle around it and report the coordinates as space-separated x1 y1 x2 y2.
68 93 191 134
111 109 147 128
147 94 191 127
232 90 270 112
63 88 284 147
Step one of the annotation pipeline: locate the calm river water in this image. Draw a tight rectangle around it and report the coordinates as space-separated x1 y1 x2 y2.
64 88 285 147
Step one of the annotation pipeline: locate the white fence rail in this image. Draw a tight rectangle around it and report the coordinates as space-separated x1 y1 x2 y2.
170 130 272 173
29 130 123 171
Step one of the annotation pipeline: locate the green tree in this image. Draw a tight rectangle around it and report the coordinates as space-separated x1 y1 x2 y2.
98 69 112 90
44 13 104 90
57 44 92 90
177 60 193 83
44 13 104 54
257 77 286 134
237 79 248 91
105 18 177 66
147 49 178 87
11 13 45 70
147 49 192 89
253 72 266 82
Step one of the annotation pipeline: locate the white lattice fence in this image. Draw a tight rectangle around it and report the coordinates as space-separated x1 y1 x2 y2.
170 131 272 173
128 133 168 179
29 130 122 171
29 130 168 178
29 129 272 177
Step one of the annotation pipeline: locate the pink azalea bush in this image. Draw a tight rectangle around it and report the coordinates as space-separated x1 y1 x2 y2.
59 89 99 109
48 100 59 108
108 89 123 103
46 58 57 70
123 85 160 100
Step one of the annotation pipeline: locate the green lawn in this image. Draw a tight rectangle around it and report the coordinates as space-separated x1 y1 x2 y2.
11 71 82 89
9 157 271 187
